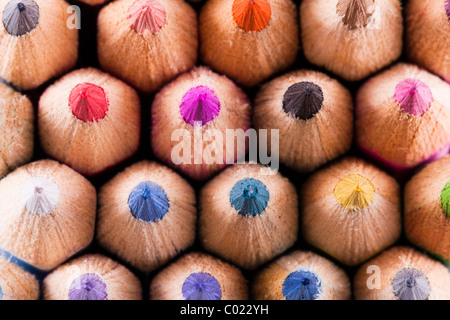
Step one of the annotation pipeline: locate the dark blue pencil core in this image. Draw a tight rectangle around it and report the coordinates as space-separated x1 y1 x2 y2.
282 270 322 300
182 273 222 300
230 178 269 217
128 181 170 222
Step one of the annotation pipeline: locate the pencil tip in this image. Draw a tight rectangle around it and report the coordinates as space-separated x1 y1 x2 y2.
69 83 109 123
128 181 170 222
392 268 430 300
230 178 270 217
441 181 450 218
180 86 221 127
69 274 108 300
2 0 39 36
232 0 271 32
282 82 323 120
446 0 450 20
393 78 433 117
336 0 374 30
282 270 322 300
182 273 222 300
334 174 375 211
20 177 60 216
127 0 166 35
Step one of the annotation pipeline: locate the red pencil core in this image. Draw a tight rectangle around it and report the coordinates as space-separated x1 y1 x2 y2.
69 83 109 123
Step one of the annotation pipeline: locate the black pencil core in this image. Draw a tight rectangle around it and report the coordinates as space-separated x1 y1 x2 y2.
282 82 324 120
3 0 39 36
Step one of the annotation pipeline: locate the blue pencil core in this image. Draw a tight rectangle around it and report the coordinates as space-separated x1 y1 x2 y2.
282 270 322 300
128 181 170 222
230 178 269 217
0 285 3 300
182 272 222 300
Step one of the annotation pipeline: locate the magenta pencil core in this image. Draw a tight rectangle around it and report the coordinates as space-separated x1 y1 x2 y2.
393 78 433 116
127 0 166 34
69 83 109 123
179 86 221 126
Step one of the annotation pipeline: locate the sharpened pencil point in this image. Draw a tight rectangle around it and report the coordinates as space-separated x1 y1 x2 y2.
3 0 39 36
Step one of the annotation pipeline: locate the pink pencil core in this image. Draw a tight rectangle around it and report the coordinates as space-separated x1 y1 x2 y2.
128 0 166 35
446 0 450 20
393 79 433 116
69 83 109 123
180 86 221 126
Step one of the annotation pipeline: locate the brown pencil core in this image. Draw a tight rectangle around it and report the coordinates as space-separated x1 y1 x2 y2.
282 82 324 120
336 0 374 30
3 0 39 36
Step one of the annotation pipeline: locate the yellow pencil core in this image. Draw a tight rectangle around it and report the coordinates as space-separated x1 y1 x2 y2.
334 174 375 211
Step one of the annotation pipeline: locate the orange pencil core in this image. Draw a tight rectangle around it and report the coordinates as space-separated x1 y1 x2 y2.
232 0 271 32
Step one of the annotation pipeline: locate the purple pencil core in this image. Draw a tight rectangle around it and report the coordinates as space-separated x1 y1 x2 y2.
68 273 108 300
180 86 221 126
182 272 222 300
393 78 433 116
446 0 450 20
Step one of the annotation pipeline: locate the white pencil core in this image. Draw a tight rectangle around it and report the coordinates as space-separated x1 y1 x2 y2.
21 177 60 215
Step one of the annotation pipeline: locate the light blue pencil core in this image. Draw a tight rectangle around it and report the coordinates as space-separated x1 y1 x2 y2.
230 178 269 217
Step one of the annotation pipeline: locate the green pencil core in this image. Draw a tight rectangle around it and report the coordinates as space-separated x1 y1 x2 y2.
441 181 450 218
